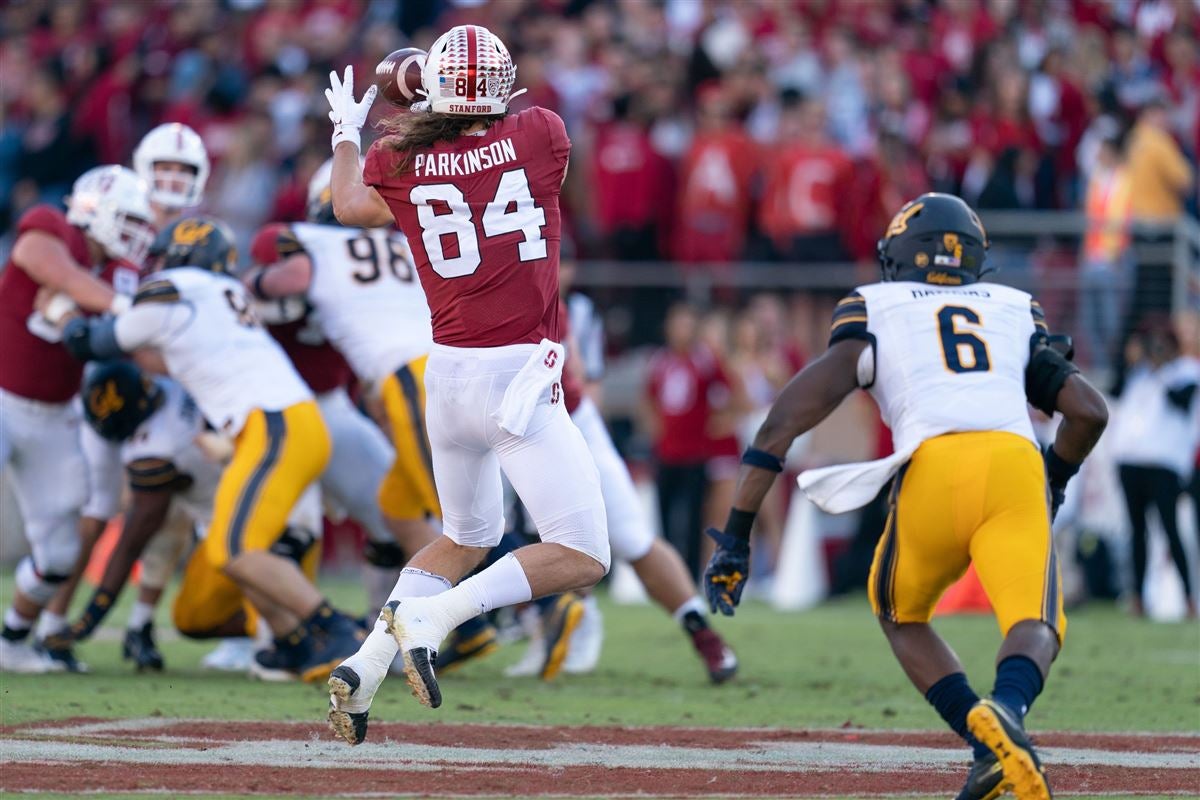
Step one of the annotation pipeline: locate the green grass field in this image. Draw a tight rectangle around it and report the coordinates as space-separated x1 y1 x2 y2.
2 573 1197 733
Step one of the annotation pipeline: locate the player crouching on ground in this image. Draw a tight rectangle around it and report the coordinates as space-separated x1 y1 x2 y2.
57 217 364 682
702 193 1108 800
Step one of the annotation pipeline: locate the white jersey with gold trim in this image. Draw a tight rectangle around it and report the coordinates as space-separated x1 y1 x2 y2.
290 222 432 384
114 267 312 434
836 281 1043 454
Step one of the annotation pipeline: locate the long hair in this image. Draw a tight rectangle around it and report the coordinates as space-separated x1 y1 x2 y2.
379 111 506 175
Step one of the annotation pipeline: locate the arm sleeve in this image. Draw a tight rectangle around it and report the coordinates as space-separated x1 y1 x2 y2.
125 457 185 492
114 301 190 352
828 291 869 346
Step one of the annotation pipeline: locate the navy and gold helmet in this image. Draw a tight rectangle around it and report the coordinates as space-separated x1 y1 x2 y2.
877 193 990 285
82 361 163 442
148 216 238 273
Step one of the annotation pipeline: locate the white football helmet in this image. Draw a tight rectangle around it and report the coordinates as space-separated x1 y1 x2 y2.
82 166 156 264
133 123 210 209
422 25 525 116
65 166 111 227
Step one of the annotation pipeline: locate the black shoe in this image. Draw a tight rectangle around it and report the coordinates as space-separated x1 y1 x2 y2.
328 664 370 745
436 618 499 674
539 593 584 681
121 623 164 672
36 637 89 673
251 628 311 682
301 610 366 684
955 750 1004 800
967 699 1052 800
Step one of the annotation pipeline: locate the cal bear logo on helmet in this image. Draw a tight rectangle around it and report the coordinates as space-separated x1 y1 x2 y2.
88 380 125 419
172 219 214 246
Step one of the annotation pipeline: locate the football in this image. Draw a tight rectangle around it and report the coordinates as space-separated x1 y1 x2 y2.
374 47 427 107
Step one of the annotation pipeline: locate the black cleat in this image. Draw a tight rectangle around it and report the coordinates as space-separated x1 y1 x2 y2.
955 750 1004 800
121 623 163 672
37 637 90 673
381 600 442 709
436 620 499 674
967 698 1052 800
300 610 366 684
539 593 584 681
328 664 370 745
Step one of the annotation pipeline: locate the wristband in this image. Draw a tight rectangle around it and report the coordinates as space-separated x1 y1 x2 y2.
1044 446 1080 487
251 269 270 300
742 447 785 473
724 508 757 541
331 125 362 152
109 294 132 316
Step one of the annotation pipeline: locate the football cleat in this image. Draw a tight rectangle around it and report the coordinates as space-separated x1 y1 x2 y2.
540 593 585 681
967 698 1052 800
436 619 499 674
300 610 367 684
955 751 1004 800
562 594 603 674
201 638 256 672
1 638 67 674
122 623 164 672
381 600 442 709
690 627 738 684
328 664 371 745
36 637 90 673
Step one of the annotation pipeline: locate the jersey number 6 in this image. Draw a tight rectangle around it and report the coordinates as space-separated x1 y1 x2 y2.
937 305 991 373
409 168 547 279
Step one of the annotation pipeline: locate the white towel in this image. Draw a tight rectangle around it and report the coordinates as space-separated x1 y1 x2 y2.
796 445 917 514
494 339 565 436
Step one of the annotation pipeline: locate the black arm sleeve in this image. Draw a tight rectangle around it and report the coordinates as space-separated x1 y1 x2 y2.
62 316 125 362
1025 345 1080 415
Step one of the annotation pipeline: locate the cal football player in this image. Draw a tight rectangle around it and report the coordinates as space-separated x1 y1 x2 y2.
59 217 362 682
702 194 1108 800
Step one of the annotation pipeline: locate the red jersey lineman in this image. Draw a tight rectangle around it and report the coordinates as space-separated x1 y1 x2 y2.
324 24 608 742
0 166 155 674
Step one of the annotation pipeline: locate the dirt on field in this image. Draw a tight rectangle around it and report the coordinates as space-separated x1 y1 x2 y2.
1 717 1197 797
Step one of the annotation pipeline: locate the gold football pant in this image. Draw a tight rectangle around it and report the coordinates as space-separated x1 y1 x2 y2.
377 356 440 520
868 431 1066 643
205 401 330 569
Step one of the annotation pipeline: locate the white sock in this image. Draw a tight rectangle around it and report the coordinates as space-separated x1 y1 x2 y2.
127 601 155 630
349 567 453 685
4 607 35 637
412 554 532 642
671 595 706 624
35 611 67 640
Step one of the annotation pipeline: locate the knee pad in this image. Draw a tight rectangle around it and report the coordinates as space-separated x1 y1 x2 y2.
269 525 319 566
363 539 406 568
15 556 72 606
539 506 611 574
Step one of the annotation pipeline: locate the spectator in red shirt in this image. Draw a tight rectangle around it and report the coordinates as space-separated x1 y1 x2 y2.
757 95 853 262
643 303 735 579
673 83 758 265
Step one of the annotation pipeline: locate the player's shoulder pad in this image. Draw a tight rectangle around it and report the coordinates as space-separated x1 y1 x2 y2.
829 290 870 346
125 456 184 492
1029 298 1048 336
524 106 570 157
133 276 182 306
251 222 305 266
16 204 70 238
1025 344 1079 416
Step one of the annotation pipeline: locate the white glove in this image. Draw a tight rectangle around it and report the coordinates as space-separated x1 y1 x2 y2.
325 66 377 151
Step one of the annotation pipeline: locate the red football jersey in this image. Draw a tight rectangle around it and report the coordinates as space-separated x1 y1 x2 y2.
0 206 96 403
363 106 570 348
645 346 732 465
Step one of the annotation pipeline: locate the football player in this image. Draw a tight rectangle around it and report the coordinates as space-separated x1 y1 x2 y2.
43 126 213 670
0 166 153 674
702 193 1109 800
61 362 322 677
244 161 499 669
323 24 610 743
59 216 362 682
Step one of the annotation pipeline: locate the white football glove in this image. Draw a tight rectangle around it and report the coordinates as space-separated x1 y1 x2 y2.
325 66 377 152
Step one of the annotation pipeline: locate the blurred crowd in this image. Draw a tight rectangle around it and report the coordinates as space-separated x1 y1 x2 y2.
3 0 1198 265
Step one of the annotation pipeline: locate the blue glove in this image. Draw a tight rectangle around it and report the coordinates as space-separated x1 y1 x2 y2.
703 527 750 616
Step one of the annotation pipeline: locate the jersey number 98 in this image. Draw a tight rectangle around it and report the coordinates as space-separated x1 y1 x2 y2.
409 168 547 279
937 305 991 373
